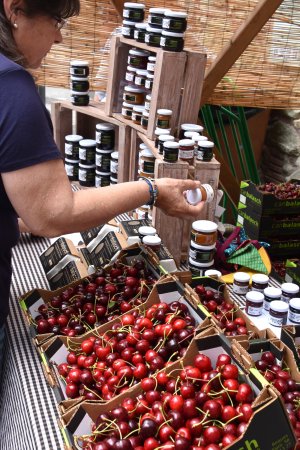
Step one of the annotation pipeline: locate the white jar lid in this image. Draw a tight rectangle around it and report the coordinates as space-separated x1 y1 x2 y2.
270 300 289 313
289 298 300 308
141 148 154 158
192 220 218 233
65 158 80 163
163 141 179 149
146 94 152 101
124 85 145 93
184 131 200 138
246 291 264 303
111 151 119 160
164 10 188 18
179 139 194 146
96 148 114 154
96 170 111 176
264 287 282 298
71 91 89 95
205 269 222 278
138 226 157 236
198 140 214 148
155 128 170 136
159 135 175 142
110 174 118 180
190 240 216 251
162 30 184 37
281 283 300 294
71 60 89 66
122 101 134 108
79 139 96 147
136 69 148 76
148 56 157 62
252 274 269 284
149 7 170 14
122 20 137 26
181 124 204 132
71 76 89 81
143 235 162 245
187 189 202 206
157 109 173 115
133 105 145 112
96 123 115 131
126 65 137 72
135 23 147 29
139 143 147 150
194 135 208 142
189 258 214 268
79 163 96 168
234 271 251 282
146 73 154 79
129 48 150 57
143 111 149 118
146 26 163 33
124 2 145 8
65 134 83 142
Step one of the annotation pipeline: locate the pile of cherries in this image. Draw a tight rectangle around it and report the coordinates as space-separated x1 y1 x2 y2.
258 182 300 200
80 352 254 450
57 300 196 401
34 259 156 336
255 350 300 440
194 285 248 337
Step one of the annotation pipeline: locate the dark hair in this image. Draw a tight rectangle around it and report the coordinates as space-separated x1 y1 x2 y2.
0 0 80 64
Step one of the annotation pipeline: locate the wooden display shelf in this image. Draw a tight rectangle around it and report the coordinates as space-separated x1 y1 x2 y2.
105 35 207 140
51 100 131 183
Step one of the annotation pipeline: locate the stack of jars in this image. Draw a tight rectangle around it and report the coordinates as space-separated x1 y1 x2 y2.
122 3 146 40
188 220 218 276
64 134 83 182
95 123 117 187
138 143 155 179
70 60 90 106
78 138 97 187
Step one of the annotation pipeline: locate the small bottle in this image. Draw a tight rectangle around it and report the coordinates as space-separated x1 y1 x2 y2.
140 148 155 174
79 163 95 187
65 134 83 160
145 26 162 47
125 65 137 84
79 139 96 165
70 60 89 77
145 73 154 90
245 291 264 316
288 298 300 323
269 300 289 327
233 272 250 295
142 235 162 252
122 101 134 120
123 86 145 105
65 158 79 182
186 185 214 205
281 282 300 303
156 109 172 129
162 10 188 33
160 30 184 52
148 7 170 28
145 94 152 111
196 140 214 162
147 56 156 73
163 141 179 163
178 139 195 164
128 48 149 69
251 274 269 293
95 123 115 150
263 287 282 311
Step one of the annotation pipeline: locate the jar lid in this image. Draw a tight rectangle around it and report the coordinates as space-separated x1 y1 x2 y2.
143 235 162 245
122 101 134 108
71 91 89 95
110 174 118 180
111 151 119 159
194 135 208 142
162 30 184 37
138 226 157 236
146 94 152 102
129 48 150 56
96 148 114 154
124 2 145 8
159 135 175 142
246 291 264 303
270 300 289 313
126 65 137 72
179 139 194 146
71 76 89 81
157 109 173 115
65 158 80 163
252 274 269 284
163 141 179 149
264 287 282 298
133 105 146 112
205 269 222 278
79 163 96 168
71 60 89 66
149 7 170 14
186 188 202 206
146 26 163 34
281 283 300 294
135 22 148 29
96 170 112 176
147 73 154 79
190 240 216 251
143 111 149 117
289 298 300 308
122 20 137 26
198 140 214 148
164 10 188 18
181 123 204 132
233 271 251 282
139 143 147 150
192 220 218 233
189 258 214 268
136 69 148 76
79 139 96 147
139 204 150 210
65 134 83 142
184 131 200 138
155 128 170 136
124 85 145 93
96 123 115 131
141 148 154 158
148 56 157 62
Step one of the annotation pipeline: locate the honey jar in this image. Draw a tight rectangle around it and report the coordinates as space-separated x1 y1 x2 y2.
191 220 218 246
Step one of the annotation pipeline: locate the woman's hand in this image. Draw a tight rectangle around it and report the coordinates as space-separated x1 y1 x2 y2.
155 178 206 219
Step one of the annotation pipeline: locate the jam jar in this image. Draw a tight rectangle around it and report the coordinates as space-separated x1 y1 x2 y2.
70 60 89 77
158 135 174 154
204 269 222 280
71 77 89 93
186 185 214 205
163 141 179 163
245 291 264 316
110 151 119 175
147 56 156 73
263 287 282 311
145 94 151 111
281 282 300 303
95 170 111 188
148 7 170 28
65 134 83 160
156 109 172 129
138 226 157 239
189 241 215 263
288 298 300 323
79 163 95 187
178 139 195 164
145 73 154 91
71 91 89 106
188 259 214 277
251 274 269 293
122 20 136 39
128 48 149 69
125 65 137 84
122 101 134 120
132 105 145 124
233 272 250 295
79 139 96 164
95 148 113 173
179 123 204 139
123 2 145 22
145 26 162 47
162 10 187 33
65 158 79 181
141 110 149 129
154 128 170 148
160 30 184 52
95 123 115 150
140 148 155 174
191 220 218 246
134 22 147 42
123 86 145 105
196 140 214 162
135 69 148 87
269 300 288 327
142 235 161 253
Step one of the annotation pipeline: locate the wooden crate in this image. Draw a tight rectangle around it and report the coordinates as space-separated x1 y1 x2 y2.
51 100 131 183
105 35 207 140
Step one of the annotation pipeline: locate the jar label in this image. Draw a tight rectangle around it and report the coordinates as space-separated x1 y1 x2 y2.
145 101 151 110
110 161 118 174
264 299 271 311
147 63 155 72
145 80 152 90
269 315 286 327
135 76 145 86
95 176 110 188
282 293 295 303
289 310 300 323
124 93 137 102
157 119 170 128
70 67 88 76
65 143 73 155
65 164 75 176
142 161 155 173
122 27 131 37
189 248 214 263
95 154 102 166
196 150 204 160
79 168 87 181
123 10 130 18
162 18 171 28
79 148 86 159
247 305 262 316
160 37 167 47
145 34 150 44
179 149 194 159
191 230 217 246
163 150 178 162
232 284 248 295
122 107 132 118
126 71 135 82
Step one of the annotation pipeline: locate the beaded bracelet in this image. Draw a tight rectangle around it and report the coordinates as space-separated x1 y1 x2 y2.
140 177 159 206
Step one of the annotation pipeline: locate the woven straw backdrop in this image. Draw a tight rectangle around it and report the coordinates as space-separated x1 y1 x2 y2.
36 0 300 108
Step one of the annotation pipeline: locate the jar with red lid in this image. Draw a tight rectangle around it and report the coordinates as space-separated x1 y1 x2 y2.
178 139 194 164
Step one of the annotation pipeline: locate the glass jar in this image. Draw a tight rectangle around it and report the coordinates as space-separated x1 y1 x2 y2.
160 30 184 52
245 291 264 316
95 123 115 150
65 134 83 160
269 300 288 327
186 185 214 205
71 91 89 106
193 135 208 155
135 69 148 87
178 139 195 164
145 26 162 47
147 56 156 73
95 148 113 173
79 163 95 187
71 77 89 93
125 65 137 84
233 272 250 295
138 226 157 239
158 135 174 154
189 241 215 263
145 94 152 111
281 282 300 303
132 105 145 124
251 274 269 293
288 298 300 323
128 48 149 69
263 287 282 311
136 204 150 219
145 73 154 91
142 235 162 252
179 123 204 139
163 141 179 163
162 10 187 33
95 170 111 188
134 22 147 42
110 174 118 185
123 2 145 22
141 110 149 129
140 148 155 174
191 220 218 246
65 158 79 181
188 258 214 277
122 101 134 120
196 140 214 162
148 7 170 28
123 85 145 105
79 139 96 164
154 128 170 147
122 20 136 39
110 151 119 174
156 109 172 129
204 269 222 280
70 60 89 77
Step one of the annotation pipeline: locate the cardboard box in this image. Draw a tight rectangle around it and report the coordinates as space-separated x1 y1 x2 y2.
80 221 119 251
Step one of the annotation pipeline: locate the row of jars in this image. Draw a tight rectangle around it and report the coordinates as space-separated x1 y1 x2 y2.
70 60 90 107
189 220 218 275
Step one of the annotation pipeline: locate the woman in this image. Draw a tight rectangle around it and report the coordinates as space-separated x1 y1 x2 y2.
0 0 205 371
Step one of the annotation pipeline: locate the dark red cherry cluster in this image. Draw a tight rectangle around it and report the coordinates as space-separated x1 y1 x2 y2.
259 182 300 200
194 285 248 337
34 260 156 337
57 300 196 401
80 352 254 450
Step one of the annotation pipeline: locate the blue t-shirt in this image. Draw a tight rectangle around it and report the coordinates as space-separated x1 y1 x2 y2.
0 54 62 324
